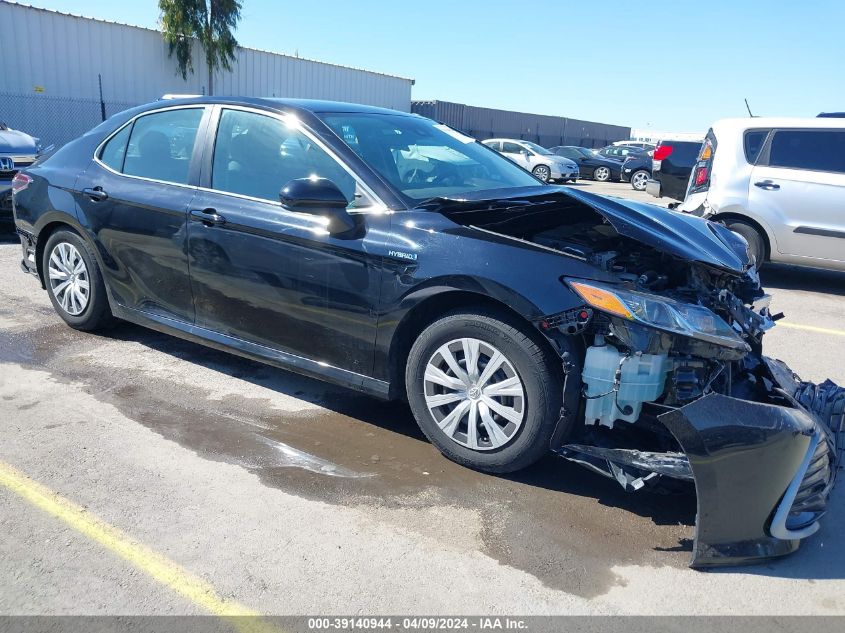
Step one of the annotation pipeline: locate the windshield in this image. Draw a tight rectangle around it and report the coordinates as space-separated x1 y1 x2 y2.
521 141 553 155
320 113 540 202
576 147 598 158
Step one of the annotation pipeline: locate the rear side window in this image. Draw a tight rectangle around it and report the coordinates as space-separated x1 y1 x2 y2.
768 130 845 173
121 108 204 185
743 130 769 164
99 123 132 172
502 142 524 154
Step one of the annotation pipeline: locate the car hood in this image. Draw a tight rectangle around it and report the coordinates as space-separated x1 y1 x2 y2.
554 157 578 168
420 186 751 274
0 128 38 154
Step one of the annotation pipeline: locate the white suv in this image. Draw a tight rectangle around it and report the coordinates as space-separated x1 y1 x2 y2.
680 118 845 272
483 139 579 183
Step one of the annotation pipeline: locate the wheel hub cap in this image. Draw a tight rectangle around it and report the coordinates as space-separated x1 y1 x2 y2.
423 338 525 451
48 242 90 316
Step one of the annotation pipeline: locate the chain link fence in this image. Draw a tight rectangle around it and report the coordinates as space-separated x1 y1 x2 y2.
0 92 139 149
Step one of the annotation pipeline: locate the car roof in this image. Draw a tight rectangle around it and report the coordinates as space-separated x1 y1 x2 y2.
150 96 414 117
484 138 529 144
711 117 845 133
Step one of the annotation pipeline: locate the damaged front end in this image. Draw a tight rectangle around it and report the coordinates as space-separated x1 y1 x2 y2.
430 187 842 566
545 240 843 567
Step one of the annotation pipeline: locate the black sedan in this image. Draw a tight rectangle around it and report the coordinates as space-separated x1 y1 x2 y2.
11 97 841 568
619 152 652 191
548 146 622 181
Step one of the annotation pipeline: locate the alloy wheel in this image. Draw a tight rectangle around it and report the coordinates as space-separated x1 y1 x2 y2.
423 338 525 451
594 166 610 181
48 242 90 316
631 170 649 190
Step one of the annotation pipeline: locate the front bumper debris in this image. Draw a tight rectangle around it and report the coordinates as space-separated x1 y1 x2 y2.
558 356 842 568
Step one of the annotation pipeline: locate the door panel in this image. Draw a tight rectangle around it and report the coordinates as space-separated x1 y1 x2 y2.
748 165 845 262
187 107 386 374
74 106 208 321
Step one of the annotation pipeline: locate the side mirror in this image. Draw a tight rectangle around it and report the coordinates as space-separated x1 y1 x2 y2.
279 177 356 235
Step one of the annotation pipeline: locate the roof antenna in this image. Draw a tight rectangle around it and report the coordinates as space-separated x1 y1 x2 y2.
744 98 755 117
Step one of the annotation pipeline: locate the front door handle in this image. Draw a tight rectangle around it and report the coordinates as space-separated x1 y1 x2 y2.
82 186 108 202
190 208 227 226
754 180 780 190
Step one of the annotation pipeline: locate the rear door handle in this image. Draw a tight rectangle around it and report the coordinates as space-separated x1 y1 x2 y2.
189 208 227 226
82 186 108 202
754 180 780 190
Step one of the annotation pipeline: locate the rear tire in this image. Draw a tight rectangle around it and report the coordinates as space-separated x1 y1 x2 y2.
405 309 563 474
42 228 113 331
630 169 650 191
724 219 766 268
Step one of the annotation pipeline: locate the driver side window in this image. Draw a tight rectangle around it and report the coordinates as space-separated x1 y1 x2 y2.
211 109 363 208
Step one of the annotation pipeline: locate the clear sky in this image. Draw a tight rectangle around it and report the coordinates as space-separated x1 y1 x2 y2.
18 0 845 132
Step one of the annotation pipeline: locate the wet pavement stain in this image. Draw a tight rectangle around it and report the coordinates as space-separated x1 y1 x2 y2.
0 319 696 597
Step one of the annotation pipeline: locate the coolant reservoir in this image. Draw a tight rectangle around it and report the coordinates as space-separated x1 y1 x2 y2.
582 338 669 428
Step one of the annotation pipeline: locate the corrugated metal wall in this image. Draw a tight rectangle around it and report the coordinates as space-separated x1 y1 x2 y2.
0 1 413 146
412 100 630 149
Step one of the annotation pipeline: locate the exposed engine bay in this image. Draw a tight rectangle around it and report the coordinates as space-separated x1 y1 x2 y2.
433 188 843 567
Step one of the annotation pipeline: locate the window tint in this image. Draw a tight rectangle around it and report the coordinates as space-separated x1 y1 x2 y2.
483 140 500 151
99 123 132 172
212 109 359 206
502 142 524 154
743 130 769 164
122 108 203 184
556 147 579 159
768 130 845 173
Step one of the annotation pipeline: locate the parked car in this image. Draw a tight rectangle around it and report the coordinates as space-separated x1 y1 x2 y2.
645 139 702 201
597 145 646 162
482 138 578 182
1 122 44 227
612 141 657 152
679 117 845 271
12 97 842 568
548 146 622 181
619 153 652 191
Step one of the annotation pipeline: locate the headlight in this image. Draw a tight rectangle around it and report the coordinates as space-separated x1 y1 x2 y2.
567 279 749 350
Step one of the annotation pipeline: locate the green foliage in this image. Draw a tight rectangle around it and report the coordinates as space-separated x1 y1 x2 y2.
159 0 242 93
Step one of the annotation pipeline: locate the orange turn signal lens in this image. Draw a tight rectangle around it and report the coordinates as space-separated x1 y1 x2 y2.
569 281 633 319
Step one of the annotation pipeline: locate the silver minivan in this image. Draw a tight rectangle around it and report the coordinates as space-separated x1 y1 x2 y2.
680 118 845 272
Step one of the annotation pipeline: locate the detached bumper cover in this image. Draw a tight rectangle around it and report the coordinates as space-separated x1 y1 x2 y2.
658 360 841 567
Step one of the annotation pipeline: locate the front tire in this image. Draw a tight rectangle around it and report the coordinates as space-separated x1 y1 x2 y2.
532 165 551 182
593 166 611 182
724 219 766 268
43 229 113 331
405 309 562 474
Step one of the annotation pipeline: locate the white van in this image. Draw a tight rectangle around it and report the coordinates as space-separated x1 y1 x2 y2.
680 118 845 272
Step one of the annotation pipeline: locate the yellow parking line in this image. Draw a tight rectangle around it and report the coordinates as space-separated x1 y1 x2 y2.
0 460 278 633
778 322 845 337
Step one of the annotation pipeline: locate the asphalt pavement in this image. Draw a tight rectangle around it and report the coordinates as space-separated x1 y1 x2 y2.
1 181 844 617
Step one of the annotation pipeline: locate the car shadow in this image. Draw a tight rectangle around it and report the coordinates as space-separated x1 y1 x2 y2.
761 263 845 297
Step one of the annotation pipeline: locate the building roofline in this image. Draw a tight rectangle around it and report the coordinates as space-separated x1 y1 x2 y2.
2 0 415 83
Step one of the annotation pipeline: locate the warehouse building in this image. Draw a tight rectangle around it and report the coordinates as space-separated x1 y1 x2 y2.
412 100 630 149
0 1 413 147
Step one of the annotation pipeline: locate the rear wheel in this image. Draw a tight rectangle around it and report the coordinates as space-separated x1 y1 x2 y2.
405 310 563 474
43 229 113 331
630 169 650 191
532 165 551 182
593 166 611 182
724 219 766 268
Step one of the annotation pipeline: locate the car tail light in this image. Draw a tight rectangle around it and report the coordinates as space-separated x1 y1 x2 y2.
688 136 716 195
694 166 709 186
11 173 32 194
653 145 674 161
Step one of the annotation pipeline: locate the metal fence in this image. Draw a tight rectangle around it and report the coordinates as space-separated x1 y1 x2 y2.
0 92 138 148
